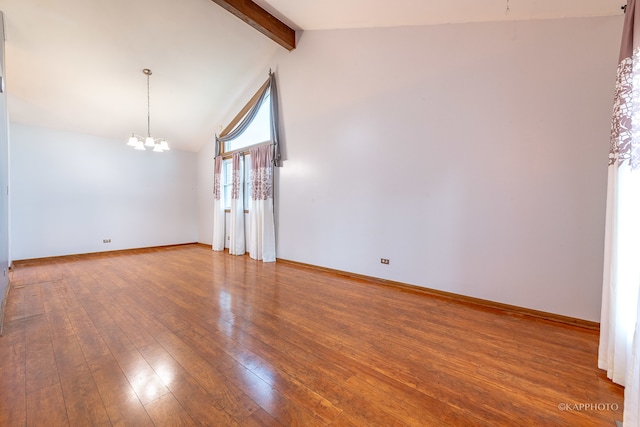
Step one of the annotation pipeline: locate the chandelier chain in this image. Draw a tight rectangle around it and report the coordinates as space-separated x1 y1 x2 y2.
147 72 151 137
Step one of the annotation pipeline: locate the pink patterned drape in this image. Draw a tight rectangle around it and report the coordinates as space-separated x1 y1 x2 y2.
599 1 640 424
212 156 225 251
249 144 275 262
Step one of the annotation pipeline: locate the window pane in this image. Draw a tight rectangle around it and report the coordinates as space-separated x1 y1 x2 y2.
225 93 271 152
223 185 231 209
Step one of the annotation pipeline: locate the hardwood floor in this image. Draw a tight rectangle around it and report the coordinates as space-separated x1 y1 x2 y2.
0 244 623 426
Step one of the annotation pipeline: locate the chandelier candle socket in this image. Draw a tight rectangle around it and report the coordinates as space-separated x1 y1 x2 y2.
127 68 169 152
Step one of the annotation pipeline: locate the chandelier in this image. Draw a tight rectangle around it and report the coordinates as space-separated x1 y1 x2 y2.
127 68 169 152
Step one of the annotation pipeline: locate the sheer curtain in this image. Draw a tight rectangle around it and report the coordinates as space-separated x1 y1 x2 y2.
212 156 225 251
599 1 640 424
229 153 245 256
249 144 276 262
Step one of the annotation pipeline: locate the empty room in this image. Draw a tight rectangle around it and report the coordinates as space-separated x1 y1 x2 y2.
0 0 638 425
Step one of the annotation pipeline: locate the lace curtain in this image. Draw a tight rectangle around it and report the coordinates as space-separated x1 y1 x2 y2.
212 156 225 251
249 144 276 262
599 1 640 424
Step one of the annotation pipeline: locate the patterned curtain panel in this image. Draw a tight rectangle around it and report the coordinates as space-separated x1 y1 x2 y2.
212 156 225 251
249 144 276 262
599 1 640 424
229 153 246 256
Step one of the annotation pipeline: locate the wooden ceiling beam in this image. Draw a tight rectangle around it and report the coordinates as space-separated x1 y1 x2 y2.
210 0 296 51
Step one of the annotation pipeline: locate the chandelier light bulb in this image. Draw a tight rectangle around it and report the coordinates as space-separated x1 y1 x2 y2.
127 134 138 147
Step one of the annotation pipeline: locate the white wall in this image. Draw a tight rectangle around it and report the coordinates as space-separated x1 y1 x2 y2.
199 16 622 321
11 123 198 260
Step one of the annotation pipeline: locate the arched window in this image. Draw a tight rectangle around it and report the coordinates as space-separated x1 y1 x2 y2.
212 71 279 262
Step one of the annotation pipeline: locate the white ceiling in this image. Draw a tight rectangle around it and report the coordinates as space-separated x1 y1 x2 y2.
256 0 623 30
0 0 625 152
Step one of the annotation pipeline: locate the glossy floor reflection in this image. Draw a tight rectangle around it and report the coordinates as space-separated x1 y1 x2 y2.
0 244 625 426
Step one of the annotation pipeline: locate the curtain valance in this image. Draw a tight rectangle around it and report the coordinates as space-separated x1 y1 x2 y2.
215 71 281 167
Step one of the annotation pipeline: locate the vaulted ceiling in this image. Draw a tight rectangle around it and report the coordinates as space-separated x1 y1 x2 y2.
0 0 624 152
256 0 623 30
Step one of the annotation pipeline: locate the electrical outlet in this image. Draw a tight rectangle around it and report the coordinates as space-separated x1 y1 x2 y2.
381 258 390 265
103 239 111 243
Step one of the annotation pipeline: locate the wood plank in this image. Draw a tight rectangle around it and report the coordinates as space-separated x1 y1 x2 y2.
26 382 68 427
51 334 110 426
0 356 26 426
137 319 258 419
115 349 171 405
144 392 197 426
223 364 326 426
240 408 282 427
139 342 242 426
0 321 25 368
4 281 26 324
24 316 59 394
210 0 296 51
0 244 624 426
88 354 155 427
59 364 111 426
